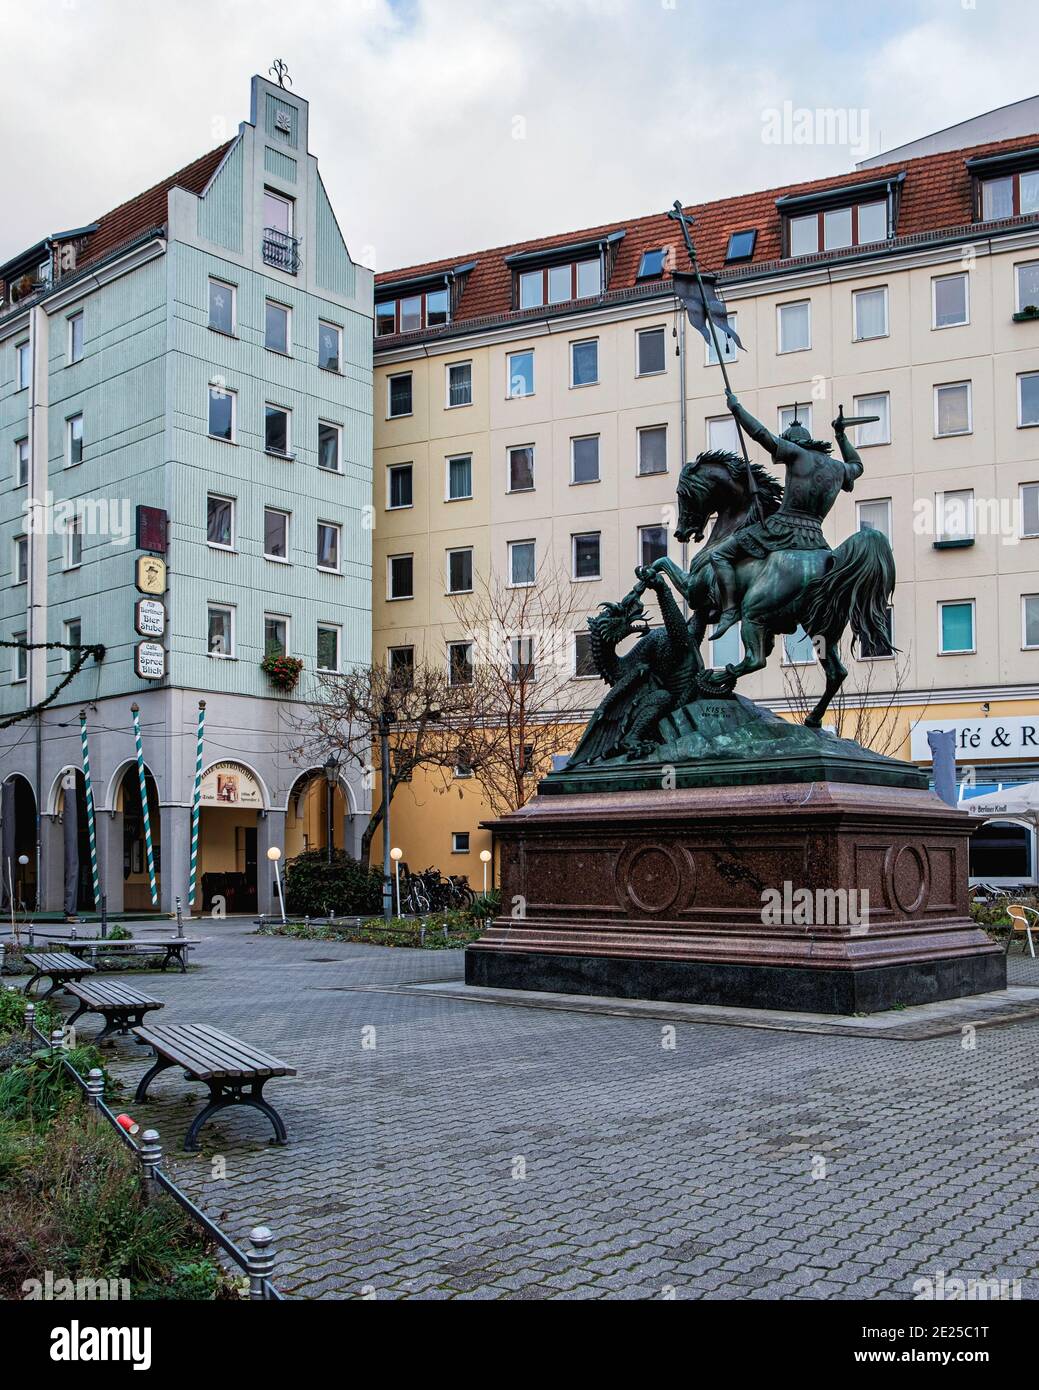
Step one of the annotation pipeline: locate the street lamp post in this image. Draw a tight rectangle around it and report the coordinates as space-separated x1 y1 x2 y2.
267 846 286 924
480 849 492 896
390 846 403 917
323 755 339 865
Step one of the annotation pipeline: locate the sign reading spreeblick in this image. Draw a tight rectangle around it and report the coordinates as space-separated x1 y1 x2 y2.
135 598 166 638
135 641 166 680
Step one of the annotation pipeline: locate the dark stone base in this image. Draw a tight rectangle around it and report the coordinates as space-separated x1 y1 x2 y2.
465 946 1008 1016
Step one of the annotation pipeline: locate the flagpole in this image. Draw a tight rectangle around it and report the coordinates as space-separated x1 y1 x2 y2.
669 200 762 521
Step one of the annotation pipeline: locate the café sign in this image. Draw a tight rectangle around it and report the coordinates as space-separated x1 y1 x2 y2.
199 761 263 808
910 716 1039 763
134 641 165 680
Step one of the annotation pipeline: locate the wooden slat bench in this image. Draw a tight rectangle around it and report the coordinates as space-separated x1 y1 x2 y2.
42 935 200 974
23 951 96 998
65 981 165 1044
132 1023 297 1153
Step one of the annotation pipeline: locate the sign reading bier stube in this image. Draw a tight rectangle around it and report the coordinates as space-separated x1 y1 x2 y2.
135 598 165 638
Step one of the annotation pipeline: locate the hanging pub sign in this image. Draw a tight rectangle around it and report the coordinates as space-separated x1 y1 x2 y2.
136 505 168 554
135 598 166 638
135 555 167 596
134 641 166 680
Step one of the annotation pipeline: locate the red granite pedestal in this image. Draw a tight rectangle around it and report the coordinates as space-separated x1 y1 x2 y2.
465 782 1005 1015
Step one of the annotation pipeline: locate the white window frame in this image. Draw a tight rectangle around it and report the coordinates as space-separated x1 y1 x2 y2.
316 623 342 673
573 630 598 680
778 404 813 436
451 832 471 855
387 371 413 419
13 534 28 586
317 521 343 574
445 360 473 409
263 612 291 659
852 285 889 341
317 419 342 473
705 315 738 366
318 320 343 373
1021 595 1039 651
507 444 535 494
15 437 29 488
570 434 600 486
1017 372 1039 428
264 402 292 458
263 187 294 235
635 325 667 378
263 506 290 563
206 493 236 551
858 606 895 662
933 381 973 438
12 630 27 683
851 393 891 447
446 545 474 595
386 552 414 600
65 413 84 468
67 311 84 364
707 414 739 453
208 278 237 336
63 619 81 672
506 350 535 399
782 626 818 666
571 531 602 582
856 497 892 541
570 337 599 389
387 462 413 510
15 341 30 391
938 599 976 656
264 298 292 355
64 512 83 570
508 539 536 588
1015 261 1039 314
931 271 970 330
447 640 474 687
777 299 811 354
637 424 668 476
638 523 669 569
445 453 473 502
935 489 975 544
207 603 236 658
709 629 744 671
208 384 236 442
1021 482 1039 539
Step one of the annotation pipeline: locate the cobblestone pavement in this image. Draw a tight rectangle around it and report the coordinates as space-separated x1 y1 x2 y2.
84 921 1039 1300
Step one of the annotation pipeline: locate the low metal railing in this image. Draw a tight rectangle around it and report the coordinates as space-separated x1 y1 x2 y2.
262 227 300 275
22 1001 284 1300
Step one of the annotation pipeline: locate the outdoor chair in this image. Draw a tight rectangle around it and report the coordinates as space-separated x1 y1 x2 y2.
1005 903 1039 958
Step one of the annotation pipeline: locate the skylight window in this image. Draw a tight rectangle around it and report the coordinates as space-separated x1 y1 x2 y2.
725 229 757 262
637 248 667 279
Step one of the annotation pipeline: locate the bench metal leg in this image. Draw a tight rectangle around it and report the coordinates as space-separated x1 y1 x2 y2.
22 971 44 997
183 1080 289 1153
135 1054 177 1103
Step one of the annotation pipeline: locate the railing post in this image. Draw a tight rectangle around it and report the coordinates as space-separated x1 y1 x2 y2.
175 897 184 938
85 1067 105 1114
0 942 5 975
246 1226 276 1300
138 1129 162 1204
50 1027 65 1052
24 1000 35 1039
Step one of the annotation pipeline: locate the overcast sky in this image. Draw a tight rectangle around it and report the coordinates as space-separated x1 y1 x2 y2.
2 0 1038 274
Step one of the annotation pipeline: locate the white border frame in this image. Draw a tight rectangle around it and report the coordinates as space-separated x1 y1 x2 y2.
931 270 970 330
938 598 976 655
262 505 290 563
385 551 413 598
933 380 973 438
776 299 812 354
206 602 236 658
571 531 602 582
852 284 889 341
206 492 236 552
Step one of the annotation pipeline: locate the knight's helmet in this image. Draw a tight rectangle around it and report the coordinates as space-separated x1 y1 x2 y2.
780 402 812 446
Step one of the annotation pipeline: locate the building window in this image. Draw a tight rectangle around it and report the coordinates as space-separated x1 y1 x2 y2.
637 425 667 476
510 636 535 683
265 300 290 354
208 384 235 441
783 626 817 665
932 272 969 329
1015 261 1039 314
447 454 472 501
778 404 813 436
936 489 974 544
507 350 535 398
853 286 888 340
787 199 887 255
509 540 536 587
318 420 341 472
574 630 597 678
639 525 668 567
13 631 27 683
571 338 599 388
375 287 450 336
206 493 234 549
261 189 298 273
15 341 30 391
934 382 972 437
13 535 28 586
447 547 474 594
710 626 741 670
63 619 81 672
265 404 292 458
1022 483 1039 538
388 372 413 418
508 445 535 493
64 514 83 569
1023 595 1039 650
448 641 474 686
388 646 415 687
318 321 342 372
636 326 666 376
1018 372 1039 428
518 258 600 308
66 414 83 467
707 415 739 453
725 230 758 262
15 438 28 488
207 604 234 657
857 498 892 541
447 361 472 408
571 435 600 485
981 170 1039 221
67 311 84 364
263 507 289 561
317 624 341 672
852 393 891 447
939 600 975 654
777 300 811 353
387 552 413 599
208 279 235 335
264 613 289 659
859 606 894 660
317 522 342 573
705 315 738 365
638 248 668 279
388 462 413 509
452 831 471 855
572 532 601 581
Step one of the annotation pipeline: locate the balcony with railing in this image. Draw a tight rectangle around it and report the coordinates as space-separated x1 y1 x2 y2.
262 227 300 275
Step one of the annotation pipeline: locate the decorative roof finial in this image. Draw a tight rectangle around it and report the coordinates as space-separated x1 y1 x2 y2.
269 59 292 89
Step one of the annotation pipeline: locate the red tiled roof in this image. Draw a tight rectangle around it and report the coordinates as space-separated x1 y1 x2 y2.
376 131 1039 331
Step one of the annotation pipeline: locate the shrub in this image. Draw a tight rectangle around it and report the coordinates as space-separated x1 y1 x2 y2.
468 890 501 922
0 989 60 1044
283 847 385 917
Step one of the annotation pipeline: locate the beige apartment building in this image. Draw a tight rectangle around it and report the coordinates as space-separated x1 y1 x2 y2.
373 128 1039 888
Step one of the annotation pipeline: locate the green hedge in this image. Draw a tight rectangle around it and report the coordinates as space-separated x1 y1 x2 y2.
283 848 385 917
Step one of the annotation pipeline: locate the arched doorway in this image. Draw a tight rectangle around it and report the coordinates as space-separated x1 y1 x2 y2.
286 769 352 861
55 770 95 914
1 774 37 910
115 764 162 913
197 761 266 914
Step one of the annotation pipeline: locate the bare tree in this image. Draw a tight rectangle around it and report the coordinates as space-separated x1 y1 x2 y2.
781 644 928 758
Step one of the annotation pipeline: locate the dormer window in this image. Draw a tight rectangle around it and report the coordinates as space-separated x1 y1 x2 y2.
778 176 901 258
518 258 601 309
375 266 471 337
637 248 668 280
725 230 757 262
967 148 1039 224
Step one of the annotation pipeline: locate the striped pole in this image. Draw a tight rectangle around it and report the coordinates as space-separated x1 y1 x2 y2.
131 703 159 907
188 700 206 910
78 710 102 913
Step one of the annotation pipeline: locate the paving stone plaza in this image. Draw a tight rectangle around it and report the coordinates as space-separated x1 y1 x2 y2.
81 922 1039 1301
